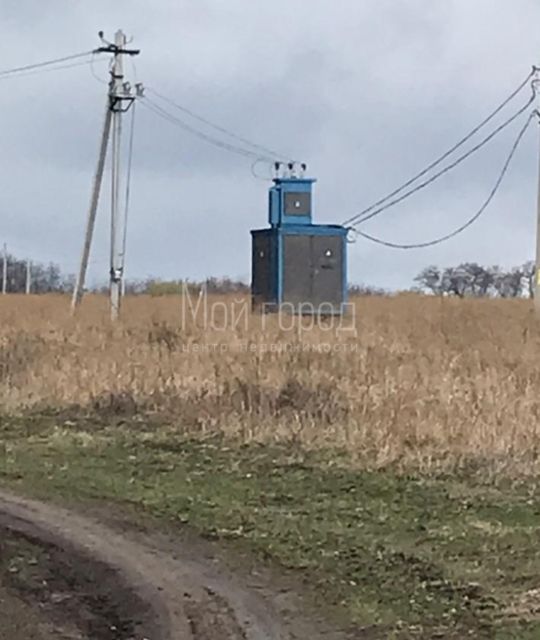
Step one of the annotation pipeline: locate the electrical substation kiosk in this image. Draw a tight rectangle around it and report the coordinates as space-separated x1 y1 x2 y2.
251 167 348 314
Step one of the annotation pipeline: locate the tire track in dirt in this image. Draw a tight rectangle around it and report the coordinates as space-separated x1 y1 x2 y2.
0 490 348 640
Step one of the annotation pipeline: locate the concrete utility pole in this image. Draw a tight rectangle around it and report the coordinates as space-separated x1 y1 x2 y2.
536 106 540 310
25 259 31 295
71 98 113 312
2 244 7 295
71 30 140 319
109 29 127 322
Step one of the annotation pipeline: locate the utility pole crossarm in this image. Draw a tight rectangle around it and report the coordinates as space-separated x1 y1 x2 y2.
94 45 141 56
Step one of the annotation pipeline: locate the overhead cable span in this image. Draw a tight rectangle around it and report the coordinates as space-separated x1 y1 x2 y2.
147 87 294 163
0 50 95 78
0 58 107 82
351 110 536 250
139 96 278 161
343 68 537 227
347 92 536 227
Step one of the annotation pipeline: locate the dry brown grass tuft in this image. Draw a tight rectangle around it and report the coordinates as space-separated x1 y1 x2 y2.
2 293 540 473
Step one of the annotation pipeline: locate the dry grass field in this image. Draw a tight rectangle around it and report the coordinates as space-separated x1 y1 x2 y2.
1 292 539 474
4 293 540 637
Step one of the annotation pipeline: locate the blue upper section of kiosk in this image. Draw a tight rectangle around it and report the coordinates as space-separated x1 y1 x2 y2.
268 178 317 227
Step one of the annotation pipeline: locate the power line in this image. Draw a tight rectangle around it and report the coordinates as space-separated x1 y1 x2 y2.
147 87 294 162
351 110 536 250
0 57 106 82
140 96 273 160
343 69 537 227
0 50 94 78
344 90 537 228
139 95 274 161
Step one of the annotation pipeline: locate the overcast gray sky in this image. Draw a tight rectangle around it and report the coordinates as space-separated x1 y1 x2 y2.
0 0 539 289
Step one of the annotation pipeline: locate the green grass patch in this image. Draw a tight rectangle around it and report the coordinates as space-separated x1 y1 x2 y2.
2 414 540 638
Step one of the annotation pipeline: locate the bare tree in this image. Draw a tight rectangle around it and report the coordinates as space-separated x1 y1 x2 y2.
458 263 494 297
414 266 443 295
490 266 525 298
441 266 470 298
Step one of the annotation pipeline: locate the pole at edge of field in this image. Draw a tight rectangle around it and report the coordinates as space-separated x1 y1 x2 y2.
71 30 140 319
25 259 31 295
109 31 141 321
2 243 7 295
535 63 540 310
109 30 126 322
71 98 113 313
536 103 540 310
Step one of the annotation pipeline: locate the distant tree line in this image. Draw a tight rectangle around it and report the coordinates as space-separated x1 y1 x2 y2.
348 283 387 296
0 251 536 299
414 262 535 298
94 276 250 296
0 253 253 296
0 254 74 294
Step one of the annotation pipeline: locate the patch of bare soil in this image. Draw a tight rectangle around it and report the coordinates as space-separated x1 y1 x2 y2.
0 581 58 640
0 490 348 640
0 523 154 639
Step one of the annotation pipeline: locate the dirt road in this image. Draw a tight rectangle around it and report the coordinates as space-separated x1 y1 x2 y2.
0 490 347 640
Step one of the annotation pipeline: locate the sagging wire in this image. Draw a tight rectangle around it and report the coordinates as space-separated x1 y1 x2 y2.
138 95 277 161
343 68 538 228
0 49 95 78
147 86 294 163
349 109 537 249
